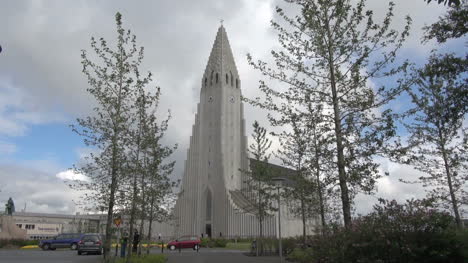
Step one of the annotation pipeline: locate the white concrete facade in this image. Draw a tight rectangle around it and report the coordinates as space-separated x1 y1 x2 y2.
173 26 317 239
6 212 175 240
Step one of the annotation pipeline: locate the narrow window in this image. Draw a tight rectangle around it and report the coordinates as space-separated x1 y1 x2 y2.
205 77 207 87
226 74 229 84
230 72 233 86
206 190 212 220
236 79 239 89
216 73 219 83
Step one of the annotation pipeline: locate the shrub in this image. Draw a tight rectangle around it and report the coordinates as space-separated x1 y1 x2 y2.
290 199 466 263
288 248 314 263
200 238 228 248
282 237 300 255
213 238 228 247
200 237 210 248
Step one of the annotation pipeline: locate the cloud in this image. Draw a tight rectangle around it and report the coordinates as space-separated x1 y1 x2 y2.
56 169 89 182
0 78 67 137
0 162 82 214
354 160 428 215
0 141 17 155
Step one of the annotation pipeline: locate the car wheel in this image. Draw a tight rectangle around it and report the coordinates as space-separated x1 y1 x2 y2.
42 243 50 250
77 250 82 255
169 245 176 251
97 248 103 255
71 243 78 250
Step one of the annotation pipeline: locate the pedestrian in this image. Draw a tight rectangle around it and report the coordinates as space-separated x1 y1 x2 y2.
132 230 140 253
120 233 128 258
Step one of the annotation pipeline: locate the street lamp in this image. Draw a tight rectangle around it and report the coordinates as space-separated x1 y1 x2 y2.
271 177 285 263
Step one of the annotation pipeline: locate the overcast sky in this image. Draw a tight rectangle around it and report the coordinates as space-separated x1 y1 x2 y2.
0 0 464 216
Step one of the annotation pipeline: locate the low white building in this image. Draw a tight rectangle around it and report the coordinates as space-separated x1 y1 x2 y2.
10 212 175 241
12 212 104 240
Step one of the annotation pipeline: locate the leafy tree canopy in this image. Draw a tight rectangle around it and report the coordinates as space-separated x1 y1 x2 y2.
425 0 461 6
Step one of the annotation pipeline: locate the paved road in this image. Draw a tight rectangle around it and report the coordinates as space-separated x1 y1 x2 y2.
165 249 282 263
0 248 282 263
0 249 101 263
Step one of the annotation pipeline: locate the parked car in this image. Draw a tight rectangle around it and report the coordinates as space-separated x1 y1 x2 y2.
39 233 85 250
167 236 201 251
77 234 103 255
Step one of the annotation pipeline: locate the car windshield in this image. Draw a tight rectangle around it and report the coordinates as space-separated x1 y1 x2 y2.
82 235 100 242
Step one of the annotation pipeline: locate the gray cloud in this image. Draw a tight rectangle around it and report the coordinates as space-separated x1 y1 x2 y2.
0 161 80 214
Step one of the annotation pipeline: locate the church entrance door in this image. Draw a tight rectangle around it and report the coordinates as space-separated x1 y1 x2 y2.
205 224 212 238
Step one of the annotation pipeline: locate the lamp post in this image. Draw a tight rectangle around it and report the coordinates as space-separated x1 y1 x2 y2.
272 177 285 262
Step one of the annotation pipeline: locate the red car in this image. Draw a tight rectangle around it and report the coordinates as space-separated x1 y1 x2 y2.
167 236 201 251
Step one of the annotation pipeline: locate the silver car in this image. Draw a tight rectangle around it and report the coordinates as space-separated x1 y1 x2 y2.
77 234 103 255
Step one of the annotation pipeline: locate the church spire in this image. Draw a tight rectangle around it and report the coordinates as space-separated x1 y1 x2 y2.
204 25 239 80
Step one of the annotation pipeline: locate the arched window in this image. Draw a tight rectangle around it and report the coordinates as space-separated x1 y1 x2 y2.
216 73 219 83
226 74 229 84
236 79 239 89
230 72 233 86
210 71 214 86
204 77 207 87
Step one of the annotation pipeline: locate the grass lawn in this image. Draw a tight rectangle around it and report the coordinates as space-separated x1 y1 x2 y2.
225 242 251 251
115 254 166 263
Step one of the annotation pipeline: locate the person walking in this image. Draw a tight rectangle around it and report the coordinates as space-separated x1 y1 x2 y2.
120 233 128 258
132 230 140 253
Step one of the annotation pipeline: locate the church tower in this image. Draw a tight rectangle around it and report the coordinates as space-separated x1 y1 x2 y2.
173 25 277 238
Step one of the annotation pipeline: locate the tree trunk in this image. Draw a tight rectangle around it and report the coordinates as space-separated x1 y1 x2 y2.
439 135 462 228
300 197 307 247
258 182 263 256
316 172 326 233
146 192 155 255
126 171 138 262
138 159 146 256
103 139 120 261
325 14 352 229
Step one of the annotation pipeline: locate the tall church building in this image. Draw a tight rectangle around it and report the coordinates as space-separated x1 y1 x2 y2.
173 25 316 238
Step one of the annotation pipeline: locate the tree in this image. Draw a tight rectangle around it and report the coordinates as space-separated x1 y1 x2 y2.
246 121 274 256
247 0 411 228
424 0 461 6
403 53 467 228
124 78 155 260
272 102 334 243
302 101 336 233
140 109 177 255
71 12 139 259
71 13 176 260
275 111 311 246
423 1 468 43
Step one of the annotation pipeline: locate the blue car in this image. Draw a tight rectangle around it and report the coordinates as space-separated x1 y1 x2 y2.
39 233 85 250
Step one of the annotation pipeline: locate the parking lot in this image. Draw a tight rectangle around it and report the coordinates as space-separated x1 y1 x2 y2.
0 249 101 263
0 248 282 263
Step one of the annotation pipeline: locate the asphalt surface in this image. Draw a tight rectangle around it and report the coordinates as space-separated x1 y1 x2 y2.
0 248 282 263
0 249 101 263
